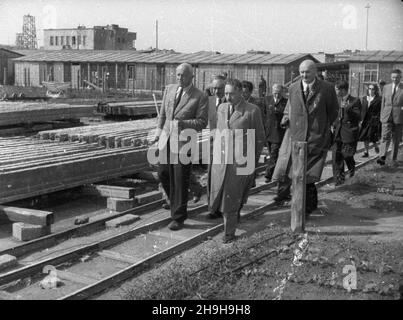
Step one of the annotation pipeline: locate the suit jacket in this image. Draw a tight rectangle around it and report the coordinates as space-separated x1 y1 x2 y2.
157 84 208 153
246 95 265 118
264 95 287 143
381 83 403 124
209 98 265 213
273 79 339 183
333 95 362 143
207 95 226 130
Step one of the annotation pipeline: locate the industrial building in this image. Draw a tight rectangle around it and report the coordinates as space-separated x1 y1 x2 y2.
0 47 23 85
12 50 317 95
43 24 137 50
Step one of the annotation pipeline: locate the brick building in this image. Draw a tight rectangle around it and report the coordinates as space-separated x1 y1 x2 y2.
43 24 136 50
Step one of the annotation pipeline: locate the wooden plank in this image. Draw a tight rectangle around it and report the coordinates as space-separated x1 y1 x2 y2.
90 185 135 199
98 250 137 264
56 270 96 286
291 141 306 233
0 206 54 226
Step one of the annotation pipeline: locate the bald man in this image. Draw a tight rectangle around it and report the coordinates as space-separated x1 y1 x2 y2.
272 60 339 216
264 84 288 182
155 63 208 230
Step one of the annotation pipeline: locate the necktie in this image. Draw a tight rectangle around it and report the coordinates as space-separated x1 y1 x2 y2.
392 85 397 101
304 85 310 100
174 87 183 111
229 104 234 119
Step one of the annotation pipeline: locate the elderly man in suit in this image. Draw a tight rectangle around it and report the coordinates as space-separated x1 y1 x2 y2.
272 60 339 215
264 83 288 182
209 79 265 242
377 69 403 166
332 80 362 185
154 63 208 230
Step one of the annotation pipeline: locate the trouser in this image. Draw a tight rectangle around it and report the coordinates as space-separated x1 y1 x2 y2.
158 155 191 223
265 142 281 179
332 140 356 183
380 122 403 161
223 210 238 237
189 169 203 198
277 176 318 213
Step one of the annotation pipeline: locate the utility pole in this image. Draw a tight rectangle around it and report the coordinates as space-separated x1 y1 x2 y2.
155 20 159 51
365 3 370 51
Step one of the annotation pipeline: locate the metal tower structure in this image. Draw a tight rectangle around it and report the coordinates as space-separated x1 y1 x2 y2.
15 14 37 49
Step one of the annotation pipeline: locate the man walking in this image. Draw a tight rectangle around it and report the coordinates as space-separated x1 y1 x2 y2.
272 60 339 215
154 63 208 230
377 69 403 166
332 80 362 185
264 84 287 182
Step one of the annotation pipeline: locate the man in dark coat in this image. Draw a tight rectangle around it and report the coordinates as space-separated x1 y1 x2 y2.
272 60 339 215
264 83 287 182
332 80 362 185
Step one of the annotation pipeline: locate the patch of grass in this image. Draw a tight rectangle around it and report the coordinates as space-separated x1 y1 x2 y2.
123 228 291 300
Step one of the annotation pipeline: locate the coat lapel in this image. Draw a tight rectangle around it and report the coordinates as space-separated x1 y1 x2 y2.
307 80 321 113
393 83 403 103
229 99 245 126
173 85 192 116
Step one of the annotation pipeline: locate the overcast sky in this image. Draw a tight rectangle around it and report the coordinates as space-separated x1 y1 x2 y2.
0 0 402 53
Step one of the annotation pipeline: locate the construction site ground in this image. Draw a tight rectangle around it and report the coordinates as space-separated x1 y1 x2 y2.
96 150 403 300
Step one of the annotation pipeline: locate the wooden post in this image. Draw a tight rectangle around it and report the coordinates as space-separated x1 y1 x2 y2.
291 141 307 233
3 67 7 85
115 63 118 89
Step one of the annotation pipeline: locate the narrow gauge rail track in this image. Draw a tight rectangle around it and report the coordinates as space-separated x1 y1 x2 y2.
0 145 391 300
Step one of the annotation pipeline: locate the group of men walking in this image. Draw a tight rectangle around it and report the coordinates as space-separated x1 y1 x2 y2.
152 60 402 243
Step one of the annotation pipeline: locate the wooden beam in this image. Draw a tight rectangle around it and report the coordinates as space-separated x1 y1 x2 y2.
291 141 306 233
0 206 54 226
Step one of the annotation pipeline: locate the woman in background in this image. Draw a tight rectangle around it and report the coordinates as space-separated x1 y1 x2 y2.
359 84 382 157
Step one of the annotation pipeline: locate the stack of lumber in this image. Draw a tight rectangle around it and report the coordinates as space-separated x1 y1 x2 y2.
97 100 161 117
36 119 158 148
0 101 95 126
0 136 149 204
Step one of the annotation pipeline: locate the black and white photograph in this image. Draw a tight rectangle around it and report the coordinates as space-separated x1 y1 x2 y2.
0 0 402 304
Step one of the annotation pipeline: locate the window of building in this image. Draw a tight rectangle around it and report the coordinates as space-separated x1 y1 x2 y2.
117 37 120 43
61 36 64 45
72 36 76 45
82 36 86 46
50 36 54 46
66 36 70 45
363 63 379 83
55 36 59 46
128 65 135 79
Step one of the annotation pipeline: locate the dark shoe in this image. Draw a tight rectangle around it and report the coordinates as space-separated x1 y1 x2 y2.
168 220 184 231
265 177 272 183
222 234 236 244
273 195 291 204
362 152 369 158
349 169 355 178
162 203 170 210
375 146 380 154
377 156 386 165
192 195 201 203
207 211 222 219
335 180 344 186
